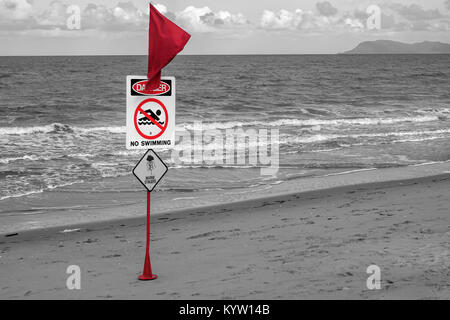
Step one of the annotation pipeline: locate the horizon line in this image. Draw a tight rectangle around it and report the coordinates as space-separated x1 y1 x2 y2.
2 53 450 57
0 53 341 57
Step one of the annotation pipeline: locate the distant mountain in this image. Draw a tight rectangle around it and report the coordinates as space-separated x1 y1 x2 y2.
342 40 450 54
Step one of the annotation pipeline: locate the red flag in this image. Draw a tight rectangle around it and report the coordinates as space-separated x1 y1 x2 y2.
145 4 191 91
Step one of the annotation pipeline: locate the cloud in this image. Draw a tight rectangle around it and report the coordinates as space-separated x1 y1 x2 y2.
83 3 250 34
373 2 450 31
338 3 450 32
2 1 450 37
316 2 338 17
113 2 141 22
343 17 364 29
176 6 214 32
258 3 450 33
260 9 300 30
0 0 38 30
0 1 249 34
37 1 70 28
390 3 443 21
1 1 149 32
175 6 248 33
0 0 33 20
260 9 335 31
380 13 397 30
83 4 112 29
81 2 149 31
446 0 450 11
153 4 167 15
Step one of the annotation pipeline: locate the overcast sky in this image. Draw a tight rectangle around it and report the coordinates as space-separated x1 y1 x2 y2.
1 0 450 55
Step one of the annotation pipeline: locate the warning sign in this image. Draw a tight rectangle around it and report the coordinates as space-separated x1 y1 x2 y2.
133 149 168 192
126 76 175 149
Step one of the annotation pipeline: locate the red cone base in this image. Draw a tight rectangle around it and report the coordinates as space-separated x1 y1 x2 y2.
138 253 157 281
138 274 158 281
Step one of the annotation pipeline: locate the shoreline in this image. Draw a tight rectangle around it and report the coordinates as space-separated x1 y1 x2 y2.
2 171 450 239
1 161 450 235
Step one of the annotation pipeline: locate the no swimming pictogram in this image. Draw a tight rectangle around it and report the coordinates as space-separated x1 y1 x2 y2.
134 98 169 140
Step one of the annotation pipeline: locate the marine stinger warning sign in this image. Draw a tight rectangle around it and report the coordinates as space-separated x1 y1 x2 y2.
133 149 168 192
126 76 175 149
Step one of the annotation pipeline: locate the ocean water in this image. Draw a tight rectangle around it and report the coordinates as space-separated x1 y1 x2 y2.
0 54 449 206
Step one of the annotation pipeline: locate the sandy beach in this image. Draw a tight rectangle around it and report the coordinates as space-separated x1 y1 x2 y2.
1 173 449 299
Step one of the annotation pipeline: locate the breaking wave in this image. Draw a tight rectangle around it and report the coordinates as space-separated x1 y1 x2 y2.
0 123 126 135
284 128 450 145
180 115 441 131
0 114 444 137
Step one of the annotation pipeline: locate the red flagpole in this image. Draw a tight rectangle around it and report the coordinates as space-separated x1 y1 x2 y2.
138 191 157 280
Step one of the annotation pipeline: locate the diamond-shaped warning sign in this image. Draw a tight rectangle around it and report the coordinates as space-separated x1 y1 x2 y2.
133 150 168 192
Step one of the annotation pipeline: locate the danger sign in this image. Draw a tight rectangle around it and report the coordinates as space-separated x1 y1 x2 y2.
126 76 175 149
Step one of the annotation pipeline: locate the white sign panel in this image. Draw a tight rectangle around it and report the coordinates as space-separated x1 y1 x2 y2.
133 149 168 192
126 76 176 149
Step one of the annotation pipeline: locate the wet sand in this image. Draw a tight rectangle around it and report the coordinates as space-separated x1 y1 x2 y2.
2 161 450 235
1 174 449 299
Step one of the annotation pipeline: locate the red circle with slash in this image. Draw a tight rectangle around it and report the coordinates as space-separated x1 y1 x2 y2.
134 98 169 140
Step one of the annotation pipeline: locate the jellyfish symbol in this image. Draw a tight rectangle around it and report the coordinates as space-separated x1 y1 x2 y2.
147 155 156 173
